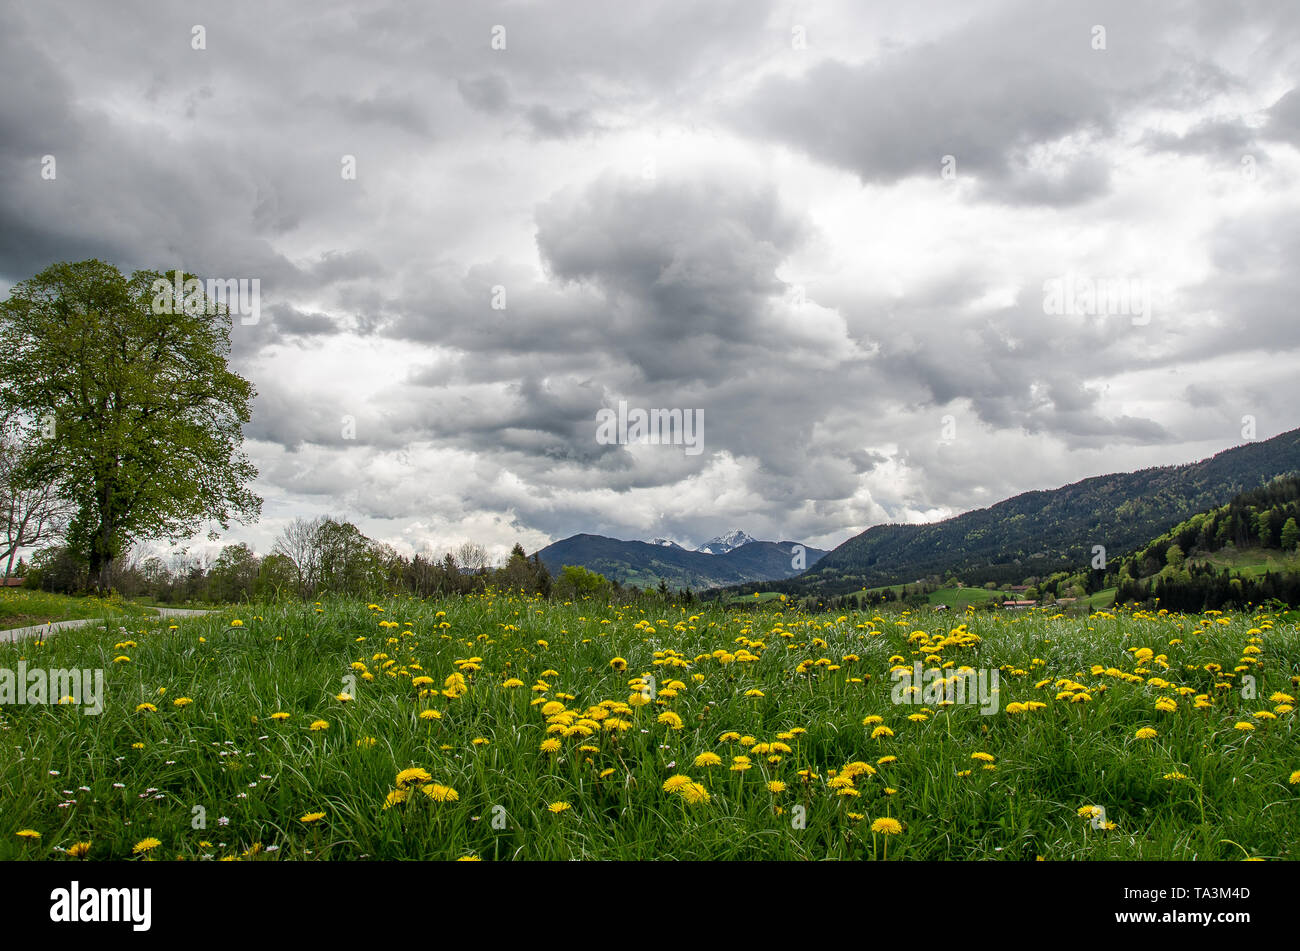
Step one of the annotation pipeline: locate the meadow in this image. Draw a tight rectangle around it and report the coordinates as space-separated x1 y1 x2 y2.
1 594 1297 861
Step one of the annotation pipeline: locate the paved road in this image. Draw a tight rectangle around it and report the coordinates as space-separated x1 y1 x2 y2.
0 607 216 644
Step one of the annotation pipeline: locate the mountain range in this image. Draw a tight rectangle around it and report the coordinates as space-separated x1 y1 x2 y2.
534 532 826 590
729 427 1300 599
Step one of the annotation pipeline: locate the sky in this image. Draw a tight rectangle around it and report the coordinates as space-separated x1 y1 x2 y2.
3 0 1300 564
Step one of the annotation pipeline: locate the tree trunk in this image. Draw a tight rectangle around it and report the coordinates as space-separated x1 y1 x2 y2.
88 517 116 594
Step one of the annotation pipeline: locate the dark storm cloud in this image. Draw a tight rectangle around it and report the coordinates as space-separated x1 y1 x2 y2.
729 6 1120 204
534 170 813 381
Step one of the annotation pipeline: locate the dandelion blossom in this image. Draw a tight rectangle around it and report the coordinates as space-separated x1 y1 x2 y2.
662 774 692 794
395 767 432 788
421 784 459 803
680 782 710 805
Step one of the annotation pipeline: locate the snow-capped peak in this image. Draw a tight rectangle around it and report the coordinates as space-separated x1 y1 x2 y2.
648 537 684 549
696 530 758 555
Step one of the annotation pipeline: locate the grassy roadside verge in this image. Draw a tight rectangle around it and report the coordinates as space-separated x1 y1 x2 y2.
0 589 159 632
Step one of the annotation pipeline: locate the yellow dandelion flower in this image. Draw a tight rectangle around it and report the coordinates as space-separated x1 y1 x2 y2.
396 767 432 788
656 711 684 730
663 774 692 793
680 782 710 804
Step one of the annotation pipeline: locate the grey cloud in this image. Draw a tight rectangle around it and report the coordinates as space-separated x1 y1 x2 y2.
458 74 512 114
4 0 1299 559
524 104 601 140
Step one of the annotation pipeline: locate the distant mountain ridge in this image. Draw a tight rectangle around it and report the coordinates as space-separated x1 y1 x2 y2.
725 427 1300 599
535 533 826 589
696 530 758 554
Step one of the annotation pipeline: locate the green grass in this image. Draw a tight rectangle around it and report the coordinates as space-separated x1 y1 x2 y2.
0 596 1296 861
728 591 785 604
0 589 155 632
1188 547 1300 579
1086 586 1118 610
924 585 1004 607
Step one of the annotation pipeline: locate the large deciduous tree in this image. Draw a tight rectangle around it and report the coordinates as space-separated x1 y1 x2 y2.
0 259 261 590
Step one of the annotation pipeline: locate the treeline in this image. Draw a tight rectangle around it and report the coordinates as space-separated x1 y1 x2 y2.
18 515 678 605
1117 563 1300 613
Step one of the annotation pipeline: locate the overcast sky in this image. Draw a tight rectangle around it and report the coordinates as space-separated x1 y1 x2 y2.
3 0 1299 563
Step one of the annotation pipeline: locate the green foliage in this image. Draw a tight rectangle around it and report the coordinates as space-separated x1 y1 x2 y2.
1283 518 1299 552
555 565 612 600
1111 476 1300 610
0 260 261 589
